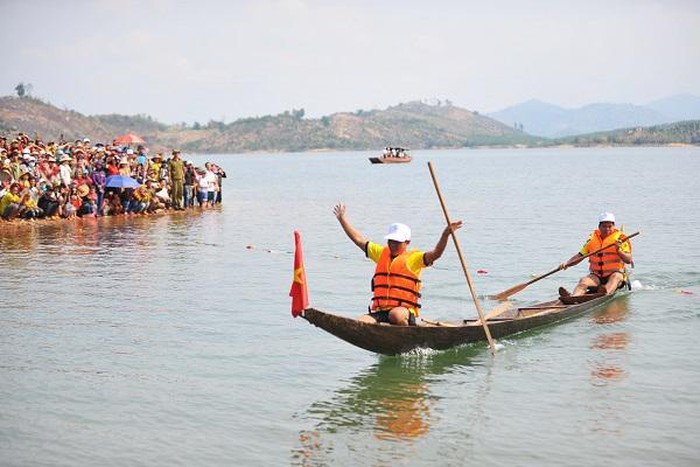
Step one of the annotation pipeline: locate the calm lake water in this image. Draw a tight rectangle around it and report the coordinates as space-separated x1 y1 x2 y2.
1 147 699 466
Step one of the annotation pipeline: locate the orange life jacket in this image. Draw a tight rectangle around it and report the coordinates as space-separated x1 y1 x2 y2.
587 229 627 277
371 247 422 314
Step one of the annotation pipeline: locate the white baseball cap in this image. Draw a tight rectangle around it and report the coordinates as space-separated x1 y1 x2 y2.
384 223 411 242
598 212 615 223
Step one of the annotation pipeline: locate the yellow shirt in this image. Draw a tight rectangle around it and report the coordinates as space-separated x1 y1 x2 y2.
21 197 38 209
133 187 149 201
151 162 162 180
366 241 426 275
0 191 20 214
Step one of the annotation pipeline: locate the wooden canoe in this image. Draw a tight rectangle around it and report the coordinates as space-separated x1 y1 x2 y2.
368 155 413 164
302 291 625 355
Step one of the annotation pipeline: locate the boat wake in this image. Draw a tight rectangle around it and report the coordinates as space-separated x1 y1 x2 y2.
630 280 696 295
401 347 440 357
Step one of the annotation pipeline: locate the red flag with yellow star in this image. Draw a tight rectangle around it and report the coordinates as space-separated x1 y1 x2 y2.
289 230 309 317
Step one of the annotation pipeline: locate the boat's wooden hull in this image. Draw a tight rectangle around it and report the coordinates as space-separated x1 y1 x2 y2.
369 156 413 164
302 292 624 355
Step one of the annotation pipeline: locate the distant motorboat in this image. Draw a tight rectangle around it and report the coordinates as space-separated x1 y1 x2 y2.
369 147 412 164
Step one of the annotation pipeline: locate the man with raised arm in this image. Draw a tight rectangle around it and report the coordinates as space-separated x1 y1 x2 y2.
333 202 462 326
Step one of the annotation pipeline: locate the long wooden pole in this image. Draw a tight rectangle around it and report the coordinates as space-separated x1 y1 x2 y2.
428 162 496 354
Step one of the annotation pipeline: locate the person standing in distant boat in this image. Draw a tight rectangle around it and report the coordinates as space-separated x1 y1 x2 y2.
333 202 462 326
559 212 633 297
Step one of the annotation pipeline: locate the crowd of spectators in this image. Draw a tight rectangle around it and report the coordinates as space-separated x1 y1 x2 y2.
0 132 227 221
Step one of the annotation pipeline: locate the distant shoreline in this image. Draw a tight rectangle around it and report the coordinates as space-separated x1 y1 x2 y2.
2 96 698 155
208 142 698 155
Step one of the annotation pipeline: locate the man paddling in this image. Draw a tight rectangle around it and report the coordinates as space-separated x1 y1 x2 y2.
559 212 633 297
333 202 462 326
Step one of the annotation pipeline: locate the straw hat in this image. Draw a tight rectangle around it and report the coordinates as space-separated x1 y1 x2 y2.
77 184 90 198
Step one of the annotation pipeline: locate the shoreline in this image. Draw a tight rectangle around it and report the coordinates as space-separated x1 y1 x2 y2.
0 204 222 233
185 142 699 156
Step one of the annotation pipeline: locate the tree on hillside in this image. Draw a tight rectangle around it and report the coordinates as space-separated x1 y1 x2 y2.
14 82 33 98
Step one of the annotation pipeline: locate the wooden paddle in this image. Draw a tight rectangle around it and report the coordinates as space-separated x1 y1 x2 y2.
422 318 459 327
428 162 497 354
491 231 640 300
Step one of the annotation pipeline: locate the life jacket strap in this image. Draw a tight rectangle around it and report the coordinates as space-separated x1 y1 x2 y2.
371 296 422 309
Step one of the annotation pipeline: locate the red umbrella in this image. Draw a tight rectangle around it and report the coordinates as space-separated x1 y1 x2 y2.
113 133 145 145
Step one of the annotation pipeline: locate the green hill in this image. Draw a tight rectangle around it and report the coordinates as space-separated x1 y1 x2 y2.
4 96 696 153
0 96 537 153
0 96 167 145
555 120 700 146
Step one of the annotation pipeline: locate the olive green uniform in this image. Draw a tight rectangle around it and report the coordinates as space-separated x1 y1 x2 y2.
168 157 185 209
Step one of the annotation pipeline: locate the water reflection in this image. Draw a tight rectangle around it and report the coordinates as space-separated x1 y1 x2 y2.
292 347 481 465
589 297 631 385
0 209 215 253
0 222 43 250
581 297 633 436
591 297 630 325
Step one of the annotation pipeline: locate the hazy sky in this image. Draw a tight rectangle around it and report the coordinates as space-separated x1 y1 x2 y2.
2 0 699 123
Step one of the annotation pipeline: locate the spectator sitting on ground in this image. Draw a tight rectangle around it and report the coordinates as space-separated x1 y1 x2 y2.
131 184 150 214
77 185 95 217
38 188 60 218
61 193 77 218
0 183 22 220
19 191 43 219
155 180 170 207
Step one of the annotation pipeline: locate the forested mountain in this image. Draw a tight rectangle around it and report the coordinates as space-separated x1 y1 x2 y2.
2 96 697 153
0 97 535 153
556 120 700 146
